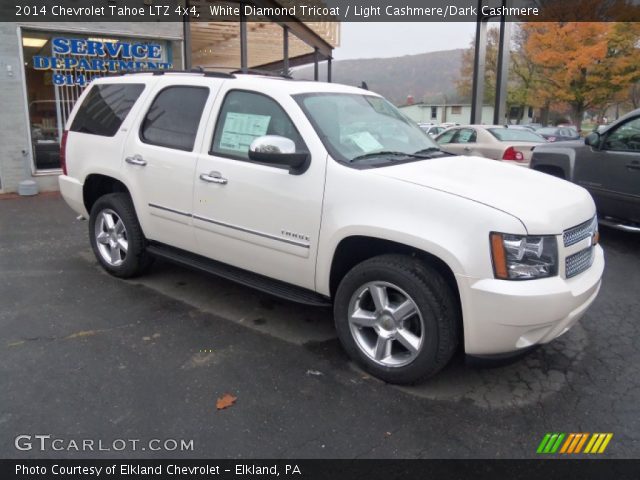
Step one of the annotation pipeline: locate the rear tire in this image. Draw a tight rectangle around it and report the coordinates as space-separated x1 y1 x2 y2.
88 193 152 278
334 254 459 384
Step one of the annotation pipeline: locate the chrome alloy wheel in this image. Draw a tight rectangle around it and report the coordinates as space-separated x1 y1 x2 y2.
94 209 128 267
347 281 425 367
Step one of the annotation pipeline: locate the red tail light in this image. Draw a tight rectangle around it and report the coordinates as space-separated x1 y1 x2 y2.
502 146 524 161
60 130 68 175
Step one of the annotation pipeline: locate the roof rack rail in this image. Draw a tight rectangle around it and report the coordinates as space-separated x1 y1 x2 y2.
116 69 235 78
231 69 292 80
188 66 236 78
104 70 151 77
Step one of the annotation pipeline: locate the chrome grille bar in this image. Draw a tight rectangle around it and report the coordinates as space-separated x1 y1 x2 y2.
566 247 595 278
563 216 597 248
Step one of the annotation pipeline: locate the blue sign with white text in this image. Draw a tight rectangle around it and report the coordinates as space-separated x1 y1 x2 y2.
32 37 173 86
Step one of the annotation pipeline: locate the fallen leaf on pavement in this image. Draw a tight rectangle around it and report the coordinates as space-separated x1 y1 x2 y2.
216 393 237 410
65 330 98 340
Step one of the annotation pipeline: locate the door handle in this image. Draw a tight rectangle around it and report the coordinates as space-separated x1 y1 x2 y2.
463 146 471 151
626 162 640 171
125 154 147 166
200 171 228 184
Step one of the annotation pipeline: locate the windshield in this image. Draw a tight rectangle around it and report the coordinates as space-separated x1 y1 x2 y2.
487 128 545 142
294 93 440 164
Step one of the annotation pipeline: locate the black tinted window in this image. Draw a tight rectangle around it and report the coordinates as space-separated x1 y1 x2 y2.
603 117 640 152
70 84 144 137
211 90 304 160
141 86 209 151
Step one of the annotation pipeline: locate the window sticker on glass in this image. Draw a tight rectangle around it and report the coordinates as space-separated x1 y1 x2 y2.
219 112 271 153
346 131 384 153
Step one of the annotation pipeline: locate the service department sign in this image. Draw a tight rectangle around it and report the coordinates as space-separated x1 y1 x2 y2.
32 37 173 86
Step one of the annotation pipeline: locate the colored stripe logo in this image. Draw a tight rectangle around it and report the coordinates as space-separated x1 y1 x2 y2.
537 433 613 454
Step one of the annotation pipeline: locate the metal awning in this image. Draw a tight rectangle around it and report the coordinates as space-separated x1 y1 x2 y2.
187 0 339 72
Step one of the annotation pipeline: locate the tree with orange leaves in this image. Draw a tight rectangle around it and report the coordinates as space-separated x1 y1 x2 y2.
522 22 640 130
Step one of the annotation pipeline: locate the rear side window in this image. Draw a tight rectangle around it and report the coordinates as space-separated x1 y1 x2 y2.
436 129 457 144
70 83 144 137
140 86 209 151
453 128 477 143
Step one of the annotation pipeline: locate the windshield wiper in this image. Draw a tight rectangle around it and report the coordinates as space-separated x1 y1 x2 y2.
350 151 430 162
413 147 441 155
413 147 454 158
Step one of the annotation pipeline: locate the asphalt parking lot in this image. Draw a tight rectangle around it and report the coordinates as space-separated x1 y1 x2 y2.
1 193 639 458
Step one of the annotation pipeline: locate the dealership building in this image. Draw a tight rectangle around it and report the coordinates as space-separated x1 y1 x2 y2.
0 7 339 193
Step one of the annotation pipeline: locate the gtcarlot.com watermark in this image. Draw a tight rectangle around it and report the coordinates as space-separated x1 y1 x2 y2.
15 434 194 452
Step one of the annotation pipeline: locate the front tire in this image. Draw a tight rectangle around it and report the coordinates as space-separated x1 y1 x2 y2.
334 254 459 384
88 193 152 278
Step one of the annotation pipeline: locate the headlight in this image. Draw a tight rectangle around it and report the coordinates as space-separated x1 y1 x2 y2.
490 232 558 280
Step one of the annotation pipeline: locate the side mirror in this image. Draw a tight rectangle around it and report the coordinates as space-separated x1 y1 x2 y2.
248 135 310 175
584 132 600 149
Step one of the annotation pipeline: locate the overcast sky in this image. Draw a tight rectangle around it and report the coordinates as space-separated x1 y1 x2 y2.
332 23 477 60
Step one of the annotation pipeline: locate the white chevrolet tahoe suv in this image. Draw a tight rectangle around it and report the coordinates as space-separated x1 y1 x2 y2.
59 72 604 384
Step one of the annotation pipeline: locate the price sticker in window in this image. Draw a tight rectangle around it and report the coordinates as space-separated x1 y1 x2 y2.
219 112 271 153
346 131 383 153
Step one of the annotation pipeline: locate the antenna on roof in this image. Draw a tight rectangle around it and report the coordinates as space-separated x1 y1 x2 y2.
360 81 368 90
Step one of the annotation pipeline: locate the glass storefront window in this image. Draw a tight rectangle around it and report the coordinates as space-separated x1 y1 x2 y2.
21 29 181 172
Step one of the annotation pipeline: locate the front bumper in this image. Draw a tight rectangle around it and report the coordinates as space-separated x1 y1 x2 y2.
458 245 604 355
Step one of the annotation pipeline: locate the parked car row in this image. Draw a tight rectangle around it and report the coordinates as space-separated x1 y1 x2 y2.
433 124 547 166
418 123 447 137
418 122 582 168
535 126 581 142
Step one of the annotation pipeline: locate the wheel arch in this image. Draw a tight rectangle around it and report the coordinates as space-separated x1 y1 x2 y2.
530 147 576 180
327 235 464 353
329 235 460 309
532 164 566 179
83 174 130 214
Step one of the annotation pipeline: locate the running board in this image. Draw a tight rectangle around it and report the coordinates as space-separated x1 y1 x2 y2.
599 218 640 233
147 243 332 307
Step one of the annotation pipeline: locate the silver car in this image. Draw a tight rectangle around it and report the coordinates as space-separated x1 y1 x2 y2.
435 125 547 166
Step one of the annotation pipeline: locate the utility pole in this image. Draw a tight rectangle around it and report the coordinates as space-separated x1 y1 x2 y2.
471 0 512 125
493 0 512 125
182 0 192 70
470 0 487 125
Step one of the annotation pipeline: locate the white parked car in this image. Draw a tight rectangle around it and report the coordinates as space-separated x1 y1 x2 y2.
418 124 446 137
59 73 604 384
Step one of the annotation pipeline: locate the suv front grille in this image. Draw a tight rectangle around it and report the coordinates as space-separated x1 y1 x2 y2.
566 247 594 278
563 216 597 247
